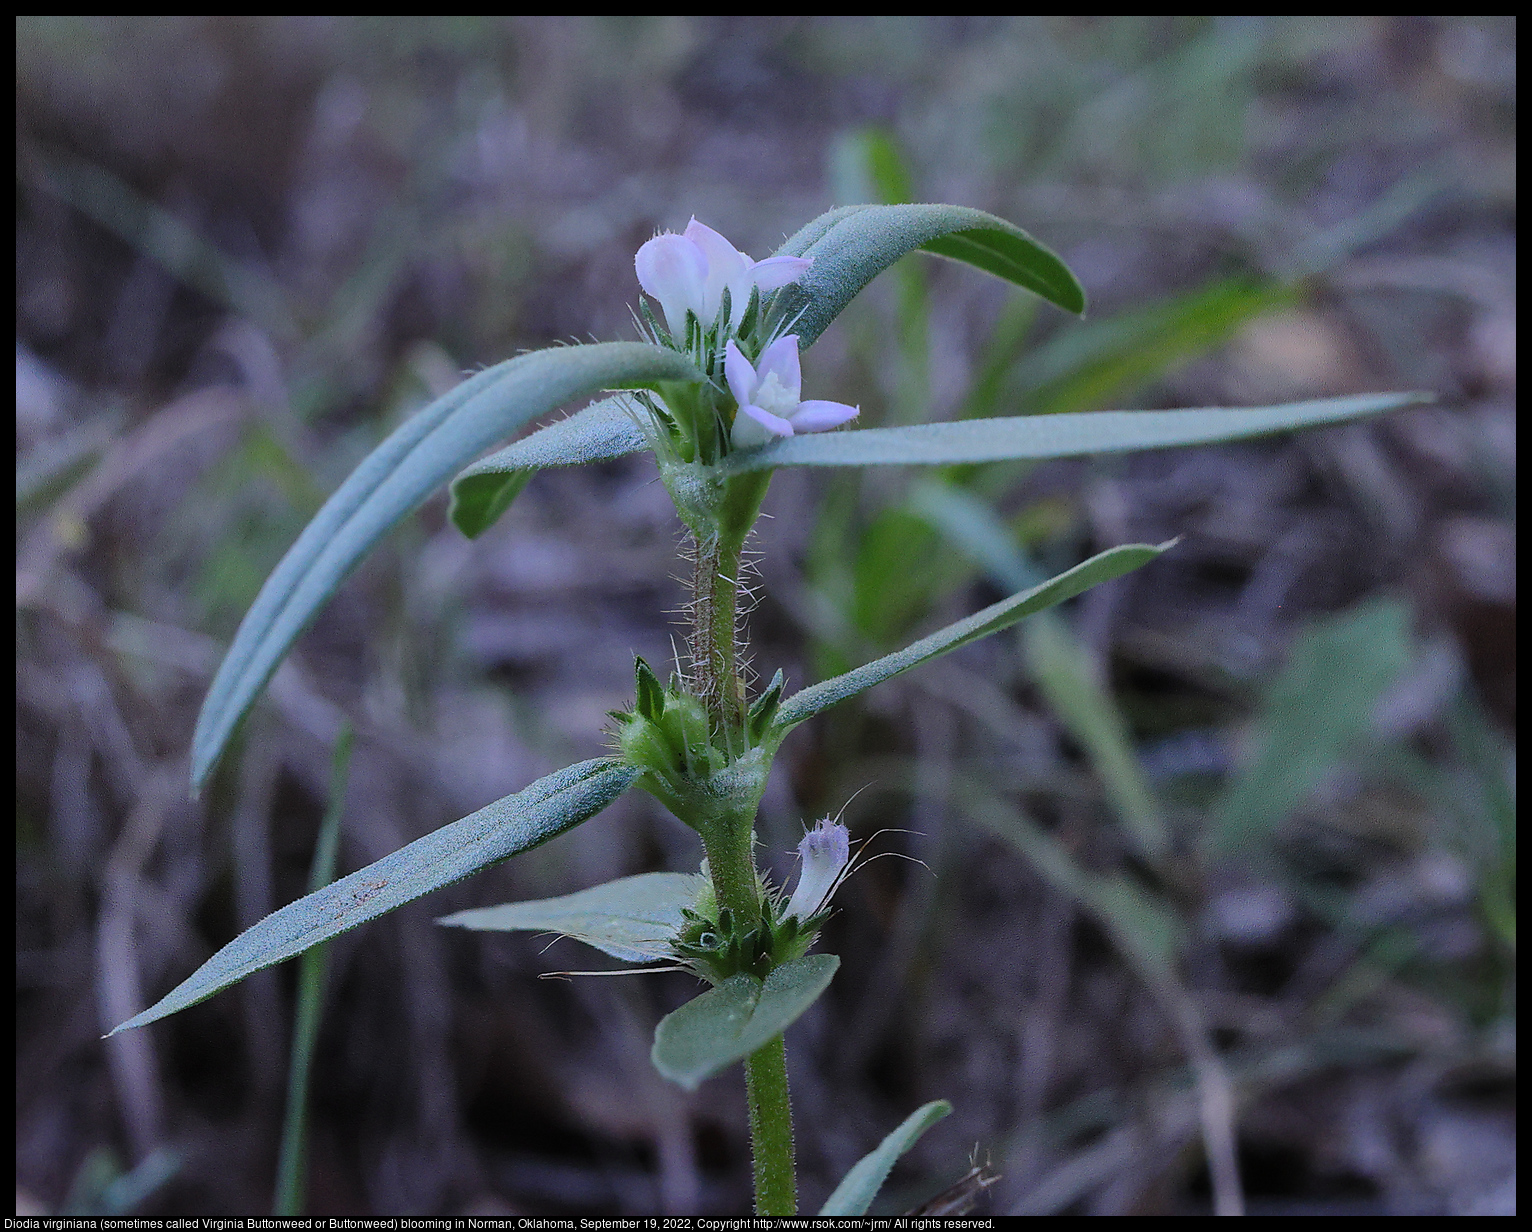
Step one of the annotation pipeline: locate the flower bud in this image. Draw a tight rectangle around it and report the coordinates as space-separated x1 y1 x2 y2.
783 819 851 922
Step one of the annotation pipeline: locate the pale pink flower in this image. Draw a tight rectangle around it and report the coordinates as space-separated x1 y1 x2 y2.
635 218 812 337
726 336 859 449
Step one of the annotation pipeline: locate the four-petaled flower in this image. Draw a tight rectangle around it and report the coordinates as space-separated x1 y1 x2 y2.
783 819 852 923
726 336 859 450
635 217 812 338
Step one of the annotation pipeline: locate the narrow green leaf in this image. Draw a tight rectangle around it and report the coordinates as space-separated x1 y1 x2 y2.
109 759 639 1035
820 1100 954 1216
651 953 839 1091
769 203 1085 348
771 542 1175 735
448 394 655 538
437 871 704 963
1212 599 1413 856
722 392 1433 473
192 343 699 790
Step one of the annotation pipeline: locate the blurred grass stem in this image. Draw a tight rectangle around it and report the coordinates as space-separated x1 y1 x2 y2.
273 724 353 1216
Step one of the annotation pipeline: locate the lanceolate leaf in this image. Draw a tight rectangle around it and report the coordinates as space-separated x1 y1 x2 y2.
191 343 701 791
722 392 1432 473
820 1100 954 1217
437 871 703 963
109 759 640 1036
771 542 1175 736
449 394 657 539
651 953 839 1091
770 204 1086 348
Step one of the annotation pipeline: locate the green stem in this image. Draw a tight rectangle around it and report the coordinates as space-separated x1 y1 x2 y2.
699 806 796 1217
745 1034 796 1215
691 533 745 732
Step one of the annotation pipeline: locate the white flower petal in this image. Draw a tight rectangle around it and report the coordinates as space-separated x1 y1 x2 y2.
754 334 802 403
684 217 752 324
732 403 795 449
789 399 860 433
724 340 758 407
749 254 813 292
635 233 707 337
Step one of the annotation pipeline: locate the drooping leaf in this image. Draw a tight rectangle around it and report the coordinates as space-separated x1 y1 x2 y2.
191 343 699 790
651 953 839 1090
448 394 658 538
721 392 1432 473
820 1100 954 1216
437 871 704 963
109 759 640 1035
771 542 1175 736
769 204 1086 348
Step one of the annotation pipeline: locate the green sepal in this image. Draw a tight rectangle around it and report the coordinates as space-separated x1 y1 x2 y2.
736 283 763 341
634 656 665 723
747 669 786 743
638 295 673 349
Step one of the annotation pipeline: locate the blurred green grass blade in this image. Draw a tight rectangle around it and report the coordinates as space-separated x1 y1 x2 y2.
448 394 655 538
34 151 298 342
829 129 930 426
906 479 1044 592
959 295 1039 423
723 392 1431 473
909 482 1168 859
999 278 1296 419
820 1099 953 1216
191 342 701 791
849 506 966 646
1024 616 1168 860
830 127 916 207
1445 691 1516 949
772 541 1175 736
959 781 1181 983
274 722 353 1217
1211 599 1414 856
438 871 704 963
651 954 839 1091
769 203 1086 348
109 759 639 1036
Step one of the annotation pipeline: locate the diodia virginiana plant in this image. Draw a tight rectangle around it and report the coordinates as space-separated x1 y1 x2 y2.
110 206 1426 1215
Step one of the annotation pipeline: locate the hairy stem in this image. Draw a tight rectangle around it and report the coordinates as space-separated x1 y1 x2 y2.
746 1035 796 1215
690 533 745 733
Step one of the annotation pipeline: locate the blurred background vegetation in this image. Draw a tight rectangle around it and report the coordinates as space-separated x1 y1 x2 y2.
16 16 1514 1217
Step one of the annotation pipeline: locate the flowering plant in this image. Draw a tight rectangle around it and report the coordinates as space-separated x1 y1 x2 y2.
109 204 1424 1215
